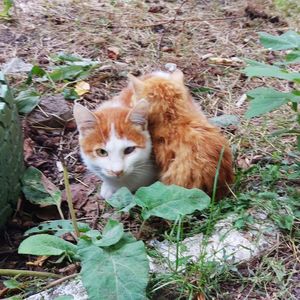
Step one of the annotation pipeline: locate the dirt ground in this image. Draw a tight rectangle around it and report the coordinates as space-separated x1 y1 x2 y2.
0 0 299 299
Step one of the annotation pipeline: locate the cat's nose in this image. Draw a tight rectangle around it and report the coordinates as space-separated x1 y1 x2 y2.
113 170 124 177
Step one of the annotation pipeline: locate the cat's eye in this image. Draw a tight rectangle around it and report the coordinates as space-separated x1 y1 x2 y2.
124 146 136 155
96 148 108 157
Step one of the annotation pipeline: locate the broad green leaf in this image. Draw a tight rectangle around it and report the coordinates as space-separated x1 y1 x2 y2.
22 167 61 207
18 234 77 256
285 50 300 64
15 89 40 114
0 0 13 19
246 87 300 118
48 65 90 82
63 88 79 100
135 182 210 221
94 219 124 247
4 279 21 289
79 234 149 300
243 63 300 82
106 187 136 212
25 220 90 237
209 114 240 127
259 31 300 50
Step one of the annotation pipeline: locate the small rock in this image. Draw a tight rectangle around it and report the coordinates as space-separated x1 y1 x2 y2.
2 57 33 74
27 94 73 130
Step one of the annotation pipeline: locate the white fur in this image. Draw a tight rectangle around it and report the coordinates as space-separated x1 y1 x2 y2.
81 124 157 199
151 71 171 79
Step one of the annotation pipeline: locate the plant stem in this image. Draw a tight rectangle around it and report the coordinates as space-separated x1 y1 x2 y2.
0 269 62 279
62 161 80 238
175 216 182 272
57 204 65 220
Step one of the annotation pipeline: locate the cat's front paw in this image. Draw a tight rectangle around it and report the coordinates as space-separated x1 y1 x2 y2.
100 183 114 200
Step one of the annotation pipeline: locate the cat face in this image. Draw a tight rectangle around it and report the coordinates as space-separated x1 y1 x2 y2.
74 100 151 180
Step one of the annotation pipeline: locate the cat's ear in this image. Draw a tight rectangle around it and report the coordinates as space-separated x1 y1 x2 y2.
128 74 144 97
128 99 149 130
170 69 184 84
73 103 97 137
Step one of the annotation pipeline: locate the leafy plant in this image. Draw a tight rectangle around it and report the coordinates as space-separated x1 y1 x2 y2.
0 0 13 19
18 179 210 299
243 31 300 150
107 182 210 221
21 167 64 218
15 89 40 114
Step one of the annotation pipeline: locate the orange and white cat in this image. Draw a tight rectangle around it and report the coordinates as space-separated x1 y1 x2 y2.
73 100 157 199
116 70 234 199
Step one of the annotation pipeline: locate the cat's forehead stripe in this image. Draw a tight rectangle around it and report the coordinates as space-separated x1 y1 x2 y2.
80 108 147 155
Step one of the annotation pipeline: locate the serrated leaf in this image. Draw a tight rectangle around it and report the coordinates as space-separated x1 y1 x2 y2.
22 167 61 207
135 182 210 221
259 31 300 50
79 234 149 300
209 114 240 127
15 89 40 114
243 63 300 82
245 87 300 118
106 187 136 212
273 215 294 231
25 220 90 237
18 234 77 256
94 219 124 247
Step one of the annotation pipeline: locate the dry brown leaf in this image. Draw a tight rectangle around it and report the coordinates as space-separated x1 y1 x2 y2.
26 255 48 267
107 46 120 60
74 81 90 96
208 57 244 66
23 137 35 161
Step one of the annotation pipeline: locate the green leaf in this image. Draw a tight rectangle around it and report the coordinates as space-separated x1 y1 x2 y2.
63 88 79 100
48 65 90 82
273 215 294 231
106 187 136 212
52 52 84 63
259 31 300 50
26 65 46 84
285 50 300 64
209 114 240 127
0 0 13 19
245 87 300 118
22 167 62 207
79 234 149 300
18 234 77 256
243 62 300 82
15 89 40 114
135 182 210 221
94 219 124 247
3 279 21 289
25 220 90 237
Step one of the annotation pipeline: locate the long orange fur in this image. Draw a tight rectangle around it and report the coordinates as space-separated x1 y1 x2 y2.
117 71 234 199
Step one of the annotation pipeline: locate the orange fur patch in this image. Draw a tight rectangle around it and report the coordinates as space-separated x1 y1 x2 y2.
119 74 234 199
80 107 147 158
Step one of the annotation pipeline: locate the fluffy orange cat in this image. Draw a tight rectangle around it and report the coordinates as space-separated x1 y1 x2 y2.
116 70 234 199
